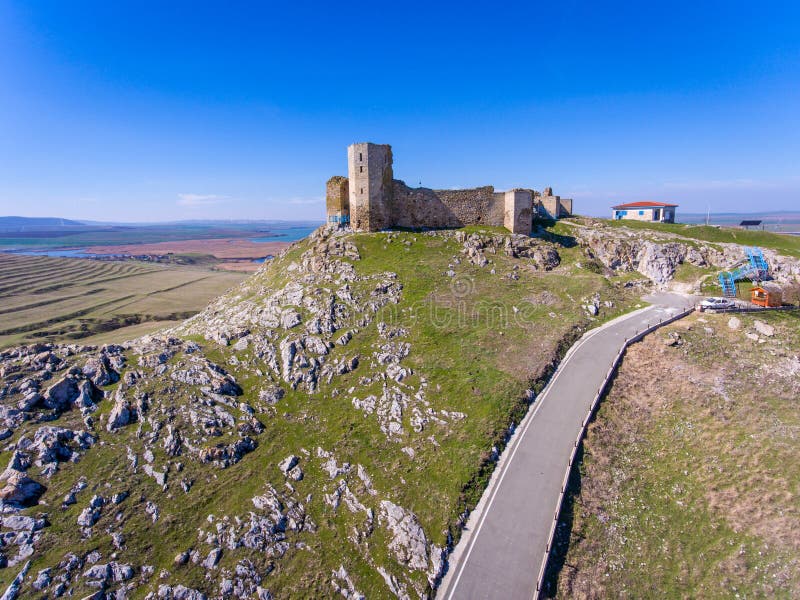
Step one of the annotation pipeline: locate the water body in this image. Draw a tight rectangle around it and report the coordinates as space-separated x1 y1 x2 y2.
252 255 275 264
1 225 320 258
249 226 318 243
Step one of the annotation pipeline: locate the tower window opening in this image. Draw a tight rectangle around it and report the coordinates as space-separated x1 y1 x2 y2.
359 152 363 161
360 166 363 173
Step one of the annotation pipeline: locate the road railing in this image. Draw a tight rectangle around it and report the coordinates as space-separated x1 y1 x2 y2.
534 304 695 599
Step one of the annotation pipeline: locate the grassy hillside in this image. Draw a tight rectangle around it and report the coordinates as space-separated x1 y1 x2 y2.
550 310 800 598
0 226 643 598
596 218 800 258
0 254 246 348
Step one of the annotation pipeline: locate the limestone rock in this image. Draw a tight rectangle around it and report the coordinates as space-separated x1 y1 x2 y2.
754 320 775 337
379 500 429 571
42 376 81 411
107 389 136 432
0 470 45 508
278 455 299 475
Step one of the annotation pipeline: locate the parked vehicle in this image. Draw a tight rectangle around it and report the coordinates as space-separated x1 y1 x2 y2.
699 297 735 311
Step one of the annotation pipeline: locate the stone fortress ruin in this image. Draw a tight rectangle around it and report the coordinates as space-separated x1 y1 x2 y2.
326 143 573 236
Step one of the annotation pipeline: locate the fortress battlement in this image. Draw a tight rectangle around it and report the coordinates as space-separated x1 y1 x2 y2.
326 142 572 235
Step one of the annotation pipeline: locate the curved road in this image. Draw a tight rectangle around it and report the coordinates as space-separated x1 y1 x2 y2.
438 293 693 600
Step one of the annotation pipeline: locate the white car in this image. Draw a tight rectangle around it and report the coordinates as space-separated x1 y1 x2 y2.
699 297 735 311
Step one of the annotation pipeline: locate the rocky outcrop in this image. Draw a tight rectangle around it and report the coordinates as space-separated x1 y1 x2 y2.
106 389 136 431
379 501 429 571
0 469 45 508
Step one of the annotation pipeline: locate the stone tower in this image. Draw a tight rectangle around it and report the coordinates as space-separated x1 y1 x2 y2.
348 143 393 232
504 189 533 234
325 176 349 224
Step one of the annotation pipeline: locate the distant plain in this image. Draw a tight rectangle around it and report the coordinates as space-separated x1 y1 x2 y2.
0 253 248 349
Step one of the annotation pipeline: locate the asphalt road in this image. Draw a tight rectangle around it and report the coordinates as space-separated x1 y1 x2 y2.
438 293 694 600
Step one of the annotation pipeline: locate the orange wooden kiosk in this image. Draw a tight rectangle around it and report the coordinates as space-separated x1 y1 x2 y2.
751 283 783 307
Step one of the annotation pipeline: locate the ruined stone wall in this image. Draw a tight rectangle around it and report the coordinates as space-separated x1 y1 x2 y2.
325 176 349 219
434 187 503 227
540 196 561 219
388 183 504 229
538 188 574 219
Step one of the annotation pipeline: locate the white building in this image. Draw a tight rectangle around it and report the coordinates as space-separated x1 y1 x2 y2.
612 201 677 223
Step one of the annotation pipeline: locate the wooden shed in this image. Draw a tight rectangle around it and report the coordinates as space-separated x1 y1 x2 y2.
751 283 783 308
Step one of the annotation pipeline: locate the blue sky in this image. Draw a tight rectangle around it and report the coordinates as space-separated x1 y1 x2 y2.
1 1 799 222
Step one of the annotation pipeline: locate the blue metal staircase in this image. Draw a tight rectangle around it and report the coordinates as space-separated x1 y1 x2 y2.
745 247 769 279
717 247 769 297
718 272 737 297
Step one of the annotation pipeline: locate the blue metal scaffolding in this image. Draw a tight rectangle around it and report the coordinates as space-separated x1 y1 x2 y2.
717 246 769 297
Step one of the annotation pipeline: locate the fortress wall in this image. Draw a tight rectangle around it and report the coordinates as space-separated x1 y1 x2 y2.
487 194 505 226
435 187 502 226
391 181 462 228
539 196 561 219
387 183 507 229
325 176 349 217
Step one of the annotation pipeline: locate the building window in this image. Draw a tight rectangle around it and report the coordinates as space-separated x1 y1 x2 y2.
360 188 364 195
359 166 363 173
639 210 645 215
359 152 363 161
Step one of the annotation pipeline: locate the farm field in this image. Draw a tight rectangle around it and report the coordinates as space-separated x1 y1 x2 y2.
0 253 246 349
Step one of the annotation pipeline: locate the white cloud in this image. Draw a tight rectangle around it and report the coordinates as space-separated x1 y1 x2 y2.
177 193 228 207
288 196 323 205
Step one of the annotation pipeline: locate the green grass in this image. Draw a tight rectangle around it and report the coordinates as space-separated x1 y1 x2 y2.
599 218 800 257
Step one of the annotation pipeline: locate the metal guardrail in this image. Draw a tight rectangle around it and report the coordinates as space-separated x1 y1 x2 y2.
533 305 695 599
699 304 799 315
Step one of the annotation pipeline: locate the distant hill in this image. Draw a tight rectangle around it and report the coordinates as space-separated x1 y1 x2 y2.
0 216 87 231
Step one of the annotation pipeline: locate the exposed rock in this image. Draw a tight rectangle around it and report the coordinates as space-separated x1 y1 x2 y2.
82 355 119 387
728 316 741 330
198 437 256 468
2 515 46 531
258 386 285 406
202 547 222 569
0 560 30 600
106 389 136 431
754 320 775 337
379 500 429 571
156 584 207 600
77 506 101 527
331 565 365 600
42 376 81 411
0 469 45 508
278 455 299 475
